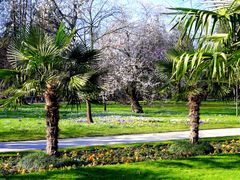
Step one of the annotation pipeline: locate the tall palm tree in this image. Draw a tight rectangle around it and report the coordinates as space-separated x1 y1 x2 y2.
169 48 226 144
168 0 240 143
2 24 95 156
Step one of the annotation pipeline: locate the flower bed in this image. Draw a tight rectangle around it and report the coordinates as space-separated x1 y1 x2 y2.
1 139 240 176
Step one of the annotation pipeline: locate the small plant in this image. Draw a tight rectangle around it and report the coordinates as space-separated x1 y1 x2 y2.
17 153 59 172
212 139 240 154
168 141 214 157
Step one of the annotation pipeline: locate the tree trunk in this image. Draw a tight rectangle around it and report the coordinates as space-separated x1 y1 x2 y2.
102 94 107 112
125 84 143 113
129 95 143 113
86 99 94 123
45 83 59 156
188 94 201 144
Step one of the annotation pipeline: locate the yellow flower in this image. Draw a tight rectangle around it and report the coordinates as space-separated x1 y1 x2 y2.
226 145 230 149
21 169 26 174
98 153 104 158
71 150 78 157
135 156 140 161
49 164 54 170
3 163 9 170
88 155 95 161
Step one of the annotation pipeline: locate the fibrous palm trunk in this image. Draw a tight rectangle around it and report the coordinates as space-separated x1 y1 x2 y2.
45 83 59 156
86 99 94 123
188 94 201 144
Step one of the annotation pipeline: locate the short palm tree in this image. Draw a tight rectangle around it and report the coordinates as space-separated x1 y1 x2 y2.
168 0 240 143
1 24 96 155
64 45 101 123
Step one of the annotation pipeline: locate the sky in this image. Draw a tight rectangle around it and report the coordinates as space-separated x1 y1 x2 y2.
127 0 202 8
110 0 204 23
109 0 204 30
111 0 203 10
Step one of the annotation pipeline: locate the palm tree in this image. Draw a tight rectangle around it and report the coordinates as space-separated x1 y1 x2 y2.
82 72 102 123
2 24 96 155
169 0 240 143
65 45 101 123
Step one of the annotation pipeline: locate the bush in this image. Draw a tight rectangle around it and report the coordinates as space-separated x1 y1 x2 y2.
168 141 214 157
17 153 59 172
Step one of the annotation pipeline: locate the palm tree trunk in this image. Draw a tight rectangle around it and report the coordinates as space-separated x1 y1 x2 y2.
86 99 94 123
45 83 59 156
188 94 201 144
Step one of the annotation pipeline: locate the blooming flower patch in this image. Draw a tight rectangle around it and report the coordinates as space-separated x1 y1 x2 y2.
2 139 239 176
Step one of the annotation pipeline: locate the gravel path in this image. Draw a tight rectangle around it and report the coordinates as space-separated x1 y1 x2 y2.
1 128 240 152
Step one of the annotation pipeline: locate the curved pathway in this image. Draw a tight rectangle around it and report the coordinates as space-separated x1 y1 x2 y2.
1 128 240 152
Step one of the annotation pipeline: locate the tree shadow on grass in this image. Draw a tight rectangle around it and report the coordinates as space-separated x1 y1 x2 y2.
0 131 44 142
0 109 45 119
182 154 240 169
6 165 178 180
154 154 240 170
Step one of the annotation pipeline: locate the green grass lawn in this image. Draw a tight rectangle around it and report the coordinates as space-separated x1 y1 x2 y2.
8 154 240 179
0 101 239 141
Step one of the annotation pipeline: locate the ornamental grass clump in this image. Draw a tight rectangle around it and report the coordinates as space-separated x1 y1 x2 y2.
17 153 59 172
168 141 214 157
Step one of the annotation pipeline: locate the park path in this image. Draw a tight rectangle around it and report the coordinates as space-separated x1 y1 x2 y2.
1 128 240 152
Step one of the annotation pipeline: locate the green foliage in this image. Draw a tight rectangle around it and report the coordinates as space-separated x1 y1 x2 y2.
169 0 240 86
17 153 59 171
63 44 102 103
168 141 214 156
0 69 19 78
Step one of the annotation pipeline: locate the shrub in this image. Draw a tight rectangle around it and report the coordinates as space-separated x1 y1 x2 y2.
168 141 214 157
17 153 59 172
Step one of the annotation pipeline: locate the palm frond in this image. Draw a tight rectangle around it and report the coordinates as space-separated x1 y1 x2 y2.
0 69 19 78
0 88 25 109
68 45 100 65
55 23 75 49
69 74 91 91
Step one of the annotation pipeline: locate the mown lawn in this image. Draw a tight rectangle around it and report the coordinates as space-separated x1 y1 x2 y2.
0 101 239 141
8 154 240 179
